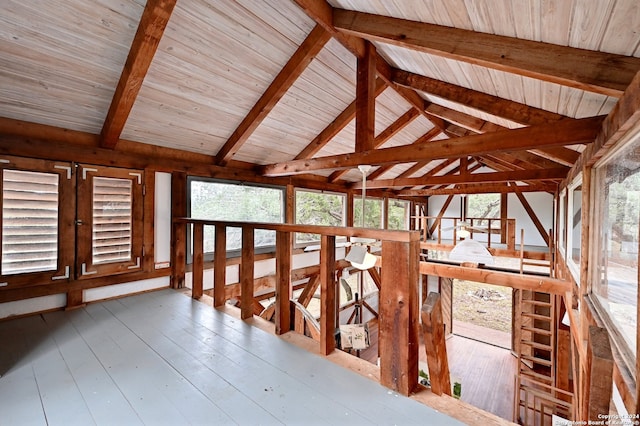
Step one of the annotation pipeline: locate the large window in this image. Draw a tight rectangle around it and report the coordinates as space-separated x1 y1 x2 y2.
0 156 74 286
592 139 639 368
467 193 501 220
566 176 582 281
77 165 144 277
188 179 284 252
295 189 345 244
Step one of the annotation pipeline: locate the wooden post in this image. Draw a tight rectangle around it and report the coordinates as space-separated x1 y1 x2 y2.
171 221 186 289
170 172 187 289
320 235 336 355
240 226 254 320
380 238 420 396
421 292 452 396
275 230 292 335
584 326 613 420
65 289 85 310
355 42 376 152
500 193 508 244
213 225 226 307
192 223 204 299
506 218 516 250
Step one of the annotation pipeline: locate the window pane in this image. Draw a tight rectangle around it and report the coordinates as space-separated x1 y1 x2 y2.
593 141 639 358
295 190 344 243
2 170 58 274
571 185 582 265
388 199 409 230
190 181 284 251
354 198 383 228
467 193 500 222
559 191 566 253
92 177 132 264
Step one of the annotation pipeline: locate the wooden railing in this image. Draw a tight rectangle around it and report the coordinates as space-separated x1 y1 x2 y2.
415 216 516 250
172 218 421 396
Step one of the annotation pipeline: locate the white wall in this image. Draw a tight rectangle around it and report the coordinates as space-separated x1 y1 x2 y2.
428 191 554 247
507 192 554 247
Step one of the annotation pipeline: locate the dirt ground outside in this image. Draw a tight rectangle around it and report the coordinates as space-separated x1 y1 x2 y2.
453 279 512 333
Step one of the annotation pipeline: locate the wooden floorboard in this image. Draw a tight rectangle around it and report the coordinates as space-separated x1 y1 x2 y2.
445 335 517 421
0 289 462 425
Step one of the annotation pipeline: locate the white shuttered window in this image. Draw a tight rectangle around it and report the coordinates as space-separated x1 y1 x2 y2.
2 170 59 274
92 177 132 264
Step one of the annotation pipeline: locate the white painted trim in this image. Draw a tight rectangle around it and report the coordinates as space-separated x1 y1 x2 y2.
82 167 98 180
129 172 142 184
127 257 141 270
81 263 97 275
54 165 72 179
52 265 70 280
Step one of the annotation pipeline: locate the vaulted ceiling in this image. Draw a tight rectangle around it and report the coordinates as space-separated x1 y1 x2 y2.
1 0 639 196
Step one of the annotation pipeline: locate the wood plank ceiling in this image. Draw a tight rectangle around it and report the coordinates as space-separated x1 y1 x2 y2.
1 0 639 196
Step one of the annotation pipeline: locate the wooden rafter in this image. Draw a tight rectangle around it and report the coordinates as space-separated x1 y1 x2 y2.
399 182 555 196
262 116 603 176
509 183 551 246
294 79 387 160
100 0 177 149
354 168 567 190
215 25 331 165
391 68 565 126
329 108 420 182
366 127 442 180
333 9 640 97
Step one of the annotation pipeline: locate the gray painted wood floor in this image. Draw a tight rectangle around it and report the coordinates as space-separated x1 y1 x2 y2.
0 289 461 425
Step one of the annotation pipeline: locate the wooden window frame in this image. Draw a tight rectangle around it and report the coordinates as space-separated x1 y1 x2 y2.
0 155 74 288
76 165 144 278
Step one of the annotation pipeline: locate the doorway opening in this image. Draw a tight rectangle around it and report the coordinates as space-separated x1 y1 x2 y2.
452 279 512 349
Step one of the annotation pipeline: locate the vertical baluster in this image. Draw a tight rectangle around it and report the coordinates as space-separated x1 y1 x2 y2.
275 230 292 335
320 235 336 355
240 226 254 320
213 225 226 307
192 223 204 299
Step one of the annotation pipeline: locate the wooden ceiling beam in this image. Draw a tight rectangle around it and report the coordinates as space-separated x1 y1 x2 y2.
100 0 177 149
333 9 640 97
529 147 580 167
262 116 603 176
355 168 567 190
419 262 570 294
398 182 556 197
391 68 565 126
215 25 331 165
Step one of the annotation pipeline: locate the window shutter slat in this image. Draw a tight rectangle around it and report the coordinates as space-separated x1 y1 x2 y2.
2 170 59 275
92 177 132 264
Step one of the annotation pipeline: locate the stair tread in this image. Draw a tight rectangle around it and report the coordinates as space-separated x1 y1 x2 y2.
522 326 552 335
519 368 553 382
521 340 553 350
521 354 553 366
522 312 553 320
522 300 552 307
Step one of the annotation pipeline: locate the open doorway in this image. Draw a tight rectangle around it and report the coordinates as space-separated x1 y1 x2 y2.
452 279 512 349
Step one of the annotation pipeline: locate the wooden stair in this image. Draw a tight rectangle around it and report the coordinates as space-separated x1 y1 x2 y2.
514 290 561 425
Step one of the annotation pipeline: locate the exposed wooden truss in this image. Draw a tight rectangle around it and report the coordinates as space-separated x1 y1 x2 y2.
333 9 640 96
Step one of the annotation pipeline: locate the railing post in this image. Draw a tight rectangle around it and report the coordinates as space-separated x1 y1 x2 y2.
380 236 420 396
213 225 226 307
240 226 254 320
507 218 516 250
171 221 186 289
320 235 336 355
275 230 292 335
192 223 204 299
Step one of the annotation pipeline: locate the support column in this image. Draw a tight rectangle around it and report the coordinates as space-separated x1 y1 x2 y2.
320 235 336 355
275 230 292 335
